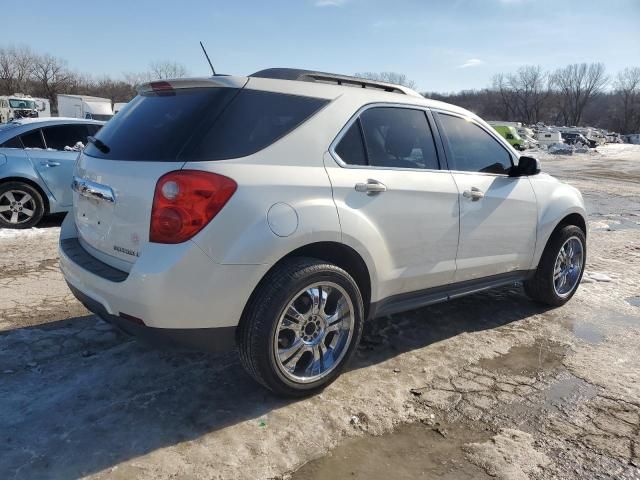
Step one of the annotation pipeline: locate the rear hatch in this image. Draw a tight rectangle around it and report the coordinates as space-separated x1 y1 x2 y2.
73 76 248 269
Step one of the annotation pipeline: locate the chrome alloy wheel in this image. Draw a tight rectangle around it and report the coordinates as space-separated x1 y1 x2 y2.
274 282 355 383
553 236 584 297
0 190 37 225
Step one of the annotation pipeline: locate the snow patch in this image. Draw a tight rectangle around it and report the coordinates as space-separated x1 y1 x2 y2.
0 227 60 239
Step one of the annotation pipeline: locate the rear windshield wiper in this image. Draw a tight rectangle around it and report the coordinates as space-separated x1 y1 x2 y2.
87 136 110 154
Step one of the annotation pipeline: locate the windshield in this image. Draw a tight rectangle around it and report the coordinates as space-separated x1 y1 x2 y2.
9 99 35 109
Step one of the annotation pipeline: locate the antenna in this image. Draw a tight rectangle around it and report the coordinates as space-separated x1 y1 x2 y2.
199 41 216 76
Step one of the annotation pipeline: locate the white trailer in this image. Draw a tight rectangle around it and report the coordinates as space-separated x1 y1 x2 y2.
487 121 522 128
113 102 128 114
536 130 564 147
33 97 51 118
57 94 113 121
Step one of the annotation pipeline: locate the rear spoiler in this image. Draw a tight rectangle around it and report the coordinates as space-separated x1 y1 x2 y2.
137 76 248 94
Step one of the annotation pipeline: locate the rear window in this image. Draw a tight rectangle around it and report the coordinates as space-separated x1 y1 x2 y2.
85 88 328 161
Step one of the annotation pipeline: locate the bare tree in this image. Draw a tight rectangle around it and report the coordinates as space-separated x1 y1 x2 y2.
506 66 550 124
613 67 640 133
492 73 516 120
0 45 36 94
0 47 15 93
148 61 188 80
31 53 75 109
550 63 608 126
353 71 417 89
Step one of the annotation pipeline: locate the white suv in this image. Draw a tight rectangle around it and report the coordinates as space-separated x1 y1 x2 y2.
59 69 587 396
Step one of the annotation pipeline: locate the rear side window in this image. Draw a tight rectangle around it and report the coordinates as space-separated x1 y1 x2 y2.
335 107 439 170
181 90 328 161
85 88 327 161
437 114 512 174
20 129 45 149
0 135 22 148
360 108 439 169
42 124 91 150
335 121 366 165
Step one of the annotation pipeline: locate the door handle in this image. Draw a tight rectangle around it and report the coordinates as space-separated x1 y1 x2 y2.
355 179 387 195
463 186 484 201
41 161 61 167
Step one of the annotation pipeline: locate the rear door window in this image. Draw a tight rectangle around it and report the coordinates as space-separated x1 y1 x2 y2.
359 107 439 169
20 129 45 149
334 120 367 166
0 135 23 148
42 124 91 150
437 113 512 174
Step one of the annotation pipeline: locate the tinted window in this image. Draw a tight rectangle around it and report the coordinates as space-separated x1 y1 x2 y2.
42 124 91 150
0 135 23 148
438 114 512 174
86 88 327 162
87 124 101 136
85 88 239 161
181 90 328 161
359 108 439 169
20 129 45 149
335 120 366 165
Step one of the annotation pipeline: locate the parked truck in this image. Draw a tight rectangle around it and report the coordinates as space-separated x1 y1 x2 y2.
492 125 529 150
33 97 51 118
113 102 128 114
0 94 39 123
57 94 113 121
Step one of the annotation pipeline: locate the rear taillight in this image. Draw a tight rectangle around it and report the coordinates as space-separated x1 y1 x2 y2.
150 170 237 244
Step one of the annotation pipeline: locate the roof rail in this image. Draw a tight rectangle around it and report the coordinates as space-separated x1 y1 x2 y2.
250 68 422 98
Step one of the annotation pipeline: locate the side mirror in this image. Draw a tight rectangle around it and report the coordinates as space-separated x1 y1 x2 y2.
510 156 541 177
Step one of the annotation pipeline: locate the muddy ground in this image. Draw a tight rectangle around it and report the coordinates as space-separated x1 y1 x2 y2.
1 144 639 480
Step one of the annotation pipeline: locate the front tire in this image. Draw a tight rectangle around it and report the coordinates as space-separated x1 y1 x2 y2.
0 181 45 229
524 225 586 306
237 257 364 397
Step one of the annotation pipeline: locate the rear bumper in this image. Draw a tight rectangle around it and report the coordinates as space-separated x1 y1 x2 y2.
68 283 236 352
59 212 269 339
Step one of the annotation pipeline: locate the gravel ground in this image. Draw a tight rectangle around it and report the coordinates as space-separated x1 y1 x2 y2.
0 144 639 479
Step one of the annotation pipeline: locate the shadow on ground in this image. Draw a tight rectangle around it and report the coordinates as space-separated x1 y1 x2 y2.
35 212 66 229
0 285 548 478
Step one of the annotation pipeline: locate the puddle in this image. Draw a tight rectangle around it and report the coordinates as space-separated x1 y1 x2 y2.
477 339 568 375
598 310 639 328
568 321 605 344
292 420 492 480
545 375 599 408
626 296 640 308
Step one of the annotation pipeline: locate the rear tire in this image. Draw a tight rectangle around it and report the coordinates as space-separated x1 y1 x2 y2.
0 181 45 229
524 225 586 306
237 257 364 397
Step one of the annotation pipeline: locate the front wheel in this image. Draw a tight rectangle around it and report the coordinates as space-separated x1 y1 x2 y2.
237 258 364 397
524 225 586 306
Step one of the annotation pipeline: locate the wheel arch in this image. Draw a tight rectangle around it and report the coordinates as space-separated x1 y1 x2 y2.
533 210 587 269
0 176 50 214
243 241 373 322
554 212 587 236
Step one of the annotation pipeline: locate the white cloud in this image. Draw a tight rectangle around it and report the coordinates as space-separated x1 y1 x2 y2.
457 58 485 68
315 0 347 6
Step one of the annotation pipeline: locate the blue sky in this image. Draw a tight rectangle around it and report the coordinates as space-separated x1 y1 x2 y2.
7 0 640 92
